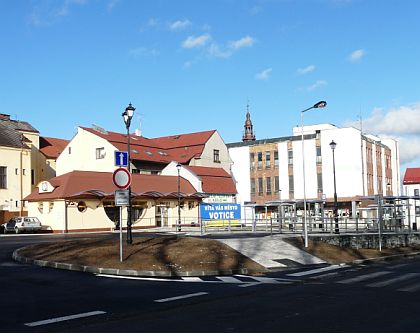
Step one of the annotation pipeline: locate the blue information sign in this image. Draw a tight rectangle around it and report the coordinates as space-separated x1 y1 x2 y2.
200 203 241 220
114 151 129 167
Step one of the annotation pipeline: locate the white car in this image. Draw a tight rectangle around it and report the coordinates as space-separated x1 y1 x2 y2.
3 217 42 234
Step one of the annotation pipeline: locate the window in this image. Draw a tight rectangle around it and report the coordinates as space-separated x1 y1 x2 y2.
257 152 263 170
316 147 322 164
22 169 26 176
288 150 293 165
250 178 256 194
317 173 323 193
265 151 271 169
288 175 294 193
77 201 87 212
266 177 272 194
0 166 6 189
68 147 72 154
31 169 34 185
275 176 280 193
274 151 279 168
415 189 419 197
250 153 255 170
96 147 106 159
258 177 263 195
15 168 18 175
213 149 220 163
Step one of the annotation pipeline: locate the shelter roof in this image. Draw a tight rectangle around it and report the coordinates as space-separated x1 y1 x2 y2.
25 170 203 201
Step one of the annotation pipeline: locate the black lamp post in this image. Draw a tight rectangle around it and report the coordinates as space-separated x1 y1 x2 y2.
176 162 182 232
301 101 327 247
329 140 339 233
122 103 135 244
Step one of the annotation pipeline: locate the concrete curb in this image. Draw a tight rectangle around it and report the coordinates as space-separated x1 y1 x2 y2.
12 246 260 277
350 251 420 265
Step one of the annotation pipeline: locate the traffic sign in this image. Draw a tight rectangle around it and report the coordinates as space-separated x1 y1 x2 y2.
113 167 131 189
115 189 130 206
114 151 129 167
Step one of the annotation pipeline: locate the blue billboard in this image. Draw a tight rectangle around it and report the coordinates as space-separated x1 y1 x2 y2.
200 203 241 220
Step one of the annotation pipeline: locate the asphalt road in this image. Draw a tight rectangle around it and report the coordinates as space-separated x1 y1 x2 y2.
2 233 420 332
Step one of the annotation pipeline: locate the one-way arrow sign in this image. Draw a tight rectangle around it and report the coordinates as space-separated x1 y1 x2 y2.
114 151 129 167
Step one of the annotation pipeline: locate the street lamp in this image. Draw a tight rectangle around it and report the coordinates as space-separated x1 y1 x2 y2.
301 101 327 247
329 140 339 233
122 103 135 244
176 162 182 232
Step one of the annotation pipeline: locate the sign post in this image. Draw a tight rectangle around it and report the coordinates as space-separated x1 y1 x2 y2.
113 168 132 262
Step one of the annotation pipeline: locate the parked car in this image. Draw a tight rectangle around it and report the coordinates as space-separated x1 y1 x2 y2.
3 217 42 234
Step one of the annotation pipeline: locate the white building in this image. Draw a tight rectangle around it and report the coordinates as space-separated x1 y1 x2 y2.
228 123 400 218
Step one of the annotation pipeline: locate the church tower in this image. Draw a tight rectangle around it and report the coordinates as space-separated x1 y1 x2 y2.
242 103 256 142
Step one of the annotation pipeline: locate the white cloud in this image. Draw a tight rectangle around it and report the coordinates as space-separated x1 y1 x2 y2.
297 65 315 75
182 34 211 48
107 0 119 11
348 49 366 62
28 0 88 26
255 68 272 80
208 43 232 58
344 103 420 167
128 47 159 57
307 80 327 91
169 19 191 31
228 36 255 50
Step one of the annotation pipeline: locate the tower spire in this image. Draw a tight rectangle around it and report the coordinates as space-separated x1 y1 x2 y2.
242 101 256 142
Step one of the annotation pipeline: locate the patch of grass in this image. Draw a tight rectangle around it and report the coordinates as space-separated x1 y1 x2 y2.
19 236 266 274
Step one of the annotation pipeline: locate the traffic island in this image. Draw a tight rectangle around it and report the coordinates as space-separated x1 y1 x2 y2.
12 236 266 277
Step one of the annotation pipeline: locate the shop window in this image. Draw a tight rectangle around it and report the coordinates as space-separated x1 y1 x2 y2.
38 202 43 213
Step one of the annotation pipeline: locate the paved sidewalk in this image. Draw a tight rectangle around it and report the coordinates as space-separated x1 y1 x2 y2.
215 235 326 269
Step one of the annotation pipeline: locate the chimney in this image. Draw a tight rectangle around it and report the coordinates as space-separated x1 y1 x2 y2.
135 128 142 136
0 114 10 120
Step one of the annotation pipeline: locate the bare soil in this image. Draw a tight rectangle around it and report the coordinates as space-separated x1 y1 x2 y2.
285 237 420 264
18 235 266 274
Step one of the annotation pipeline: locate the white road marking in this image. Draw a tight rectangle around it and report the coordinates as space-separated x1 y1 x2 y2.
287 264 348 277
337 271 392 284
24 311 106 327
238 282 262 288
398 282 420 292
154 292 208 303
366 273 420 288
181 277 204 282
216 276 243 283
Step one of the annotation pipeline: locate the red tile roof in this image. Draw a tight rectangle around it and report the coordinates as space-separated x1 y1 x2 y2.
185 166 237 194
403 168 420 184
81 127 215 164
25 171 201 201
39 137 70 159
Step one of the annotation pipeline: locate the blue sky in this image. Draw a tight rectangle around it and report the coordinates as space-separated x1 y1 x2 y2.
1 0 420 171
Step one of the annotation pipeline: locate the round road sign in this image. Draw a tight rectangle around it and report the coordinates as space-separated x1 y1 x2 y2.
113 167 131 189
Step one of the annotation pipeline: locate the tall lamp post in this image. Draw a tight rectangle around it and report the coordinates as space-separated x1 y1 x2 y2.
329 140 339 233
122 103 135 244
301 100 327 247
176 162 182 232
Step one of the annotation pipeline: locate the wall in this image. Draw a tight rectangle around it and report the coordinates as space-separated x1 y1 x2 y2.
229 146 251 219
0 146 32 215
194 131 232 172
56 128 116 176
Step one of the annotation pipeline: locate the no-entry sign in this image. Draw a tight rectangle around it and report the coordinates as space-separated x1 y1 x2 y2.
112 167 131 189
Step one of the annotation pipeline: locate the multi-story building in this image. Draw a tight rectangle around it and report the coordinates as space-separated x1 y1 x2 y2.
25 126 237 232
228 112 400 219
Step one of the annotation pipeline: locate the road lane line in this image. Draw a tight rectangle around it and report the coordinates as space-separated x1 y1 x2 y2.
287 264 348 277
398 282 420 292
154 292 208 303
337 271 392 284
238 282 262 288
181 277 204 282
366 273 420 288
24 311 106 327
